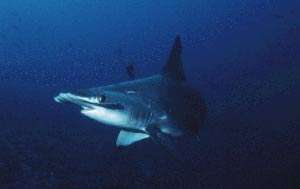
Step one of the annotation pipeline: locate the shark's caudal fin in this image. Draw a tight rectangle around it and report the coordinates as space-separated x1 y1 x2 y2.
162 35 186 82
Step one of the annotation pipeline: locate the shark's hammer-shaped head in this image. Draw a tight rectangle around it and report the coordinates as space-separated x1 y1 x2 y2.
54 90 141 129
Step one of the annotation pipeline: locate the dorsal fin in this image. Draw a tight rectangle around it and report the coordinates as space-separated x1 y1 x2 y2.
162 35 186 81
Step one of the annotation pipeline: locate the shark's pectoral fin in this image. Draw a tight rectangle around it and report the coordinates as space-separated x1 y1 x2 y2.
116 130 149 147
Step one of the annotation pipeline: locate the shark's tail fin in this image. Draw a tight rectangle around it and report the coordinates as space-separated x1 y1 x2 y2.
162 35 186 82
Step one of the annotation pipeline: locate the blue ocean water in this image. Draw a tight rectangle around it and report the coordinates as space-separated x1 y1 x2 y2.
0 0 299 188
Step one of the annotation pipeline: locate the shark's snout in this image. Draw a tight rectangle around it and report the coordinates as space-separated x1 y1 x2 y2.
54 93 74 103
54 92 99 108
55 93 83 104
54 92 124 110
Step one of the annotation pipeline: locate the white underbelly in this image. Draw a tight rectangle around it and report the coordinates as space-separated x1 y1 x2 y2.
81 107 130 128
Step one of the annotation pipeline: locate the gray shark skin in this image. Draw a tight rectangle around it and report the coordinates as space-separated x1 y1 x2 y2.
54 36 207 147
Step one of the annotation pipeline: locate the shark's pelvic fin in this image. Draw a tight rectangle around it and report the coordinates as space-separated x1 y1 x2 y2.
162 35 186 82
116 130 149 147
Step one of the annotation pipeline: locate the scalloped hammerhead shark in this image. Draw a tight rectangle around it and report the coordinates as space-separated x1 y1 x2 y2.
54 36 207 147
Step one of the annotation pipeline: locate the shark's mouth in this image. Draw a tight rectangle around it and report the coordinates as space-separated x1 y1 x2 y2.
54 93 124 110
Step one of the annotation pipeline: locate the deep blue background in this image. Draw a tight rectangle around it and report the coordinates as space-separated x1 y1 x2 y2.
0 0 299 188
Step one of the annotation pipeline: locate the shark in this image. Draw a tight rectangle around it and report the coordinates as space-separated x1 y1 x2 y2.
54 36 207 147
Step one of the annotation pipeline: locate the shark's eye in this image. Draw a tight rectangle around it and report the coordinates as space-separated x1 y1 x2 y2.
98 95 106 103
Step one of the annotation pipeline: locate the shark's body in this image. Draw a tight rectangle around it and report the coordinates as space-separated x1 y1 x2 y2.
54 36 207 147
